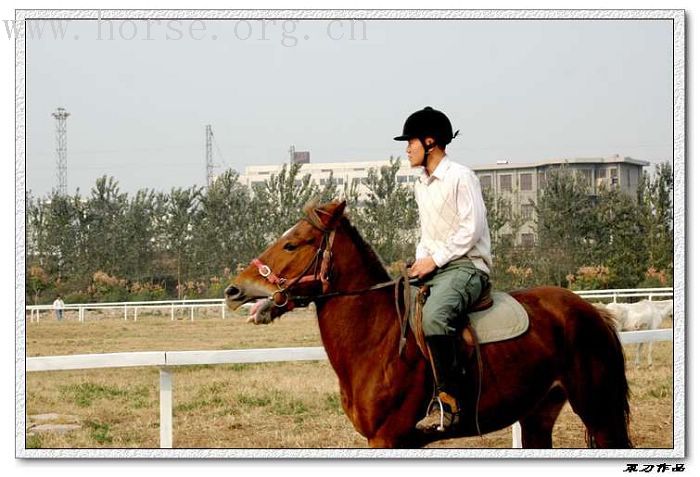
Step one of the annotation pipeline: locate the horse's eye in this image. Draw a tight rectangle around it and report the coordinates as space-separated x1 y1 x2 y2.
283 242 298 251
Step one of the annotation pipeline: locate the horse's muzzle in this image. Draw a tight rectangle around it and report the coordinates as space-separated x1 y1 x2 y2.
224 285 248 311
224 285 244 301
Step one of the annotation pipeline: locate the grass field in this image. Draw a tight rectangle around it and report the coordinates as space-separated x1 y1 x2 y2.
24 307 674 449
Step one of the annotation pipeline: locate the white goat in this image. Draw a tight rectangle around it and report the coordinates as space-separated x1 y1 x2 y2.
595 299 673 368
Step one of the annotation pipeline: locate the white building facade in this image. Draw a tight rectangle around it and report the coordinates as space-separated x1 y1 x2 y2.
238 155 650 246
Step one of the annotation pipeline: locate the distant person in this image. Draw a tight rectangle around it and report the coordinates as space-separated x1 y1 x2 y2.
394 106 492 433
53 295 65 321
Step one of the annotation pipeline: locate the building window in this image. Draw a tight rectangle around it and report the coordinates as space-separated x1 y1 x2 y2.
499 174 512 192
595 168 607 179
479 175 492 190
319 178 327 185
538 171 547 190
521 233 535 248
610 168 618 186
521 204 534 221
520 173 533 191
397 175 407 183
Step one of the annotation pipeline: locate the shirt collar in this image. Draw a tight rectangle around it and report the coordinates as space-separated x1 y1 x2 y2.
420 155 451 184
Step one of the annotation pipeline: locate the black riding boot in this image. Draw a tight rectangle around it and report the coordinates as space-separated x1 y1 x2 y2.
416 335 464 433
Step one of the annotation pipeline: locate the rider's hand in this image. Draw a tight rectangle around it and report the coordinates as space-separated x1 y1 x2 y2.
408 257 437 279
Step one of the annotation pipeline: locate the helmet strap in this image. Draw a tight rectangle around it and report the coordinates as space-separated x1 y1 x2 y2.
420 138 435 168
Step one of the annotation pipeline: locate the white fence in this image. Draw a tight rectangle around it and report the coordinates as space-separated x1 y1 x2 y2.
25 328 672 449
575 287 673 302
25 288 673 323
26 298 229 323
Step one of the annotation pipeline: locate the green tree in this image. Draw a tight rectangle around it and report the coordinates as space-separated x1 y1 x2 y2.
162 186 202 298
121 189 160 281
192 170 253 276
534 167 597 286
83 176 129 276
593 186 648 287
251 162 319 240
355 156 418 263
639 162 673 275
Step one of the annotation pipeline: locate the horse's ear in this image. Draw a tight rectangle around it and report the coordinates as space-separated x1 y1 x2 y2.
321 200 346 229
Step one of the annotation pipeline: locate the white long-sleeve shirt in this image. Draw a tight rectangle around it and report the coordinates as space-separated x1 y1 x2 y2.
414 156 492 274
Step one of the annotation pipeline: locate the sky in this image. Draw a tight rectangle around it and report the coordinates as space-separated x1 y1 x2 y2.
26 18 673 196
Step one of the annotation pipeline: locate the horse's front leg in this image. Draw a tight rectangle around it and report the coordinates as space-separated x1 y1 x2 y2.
634 343 643 368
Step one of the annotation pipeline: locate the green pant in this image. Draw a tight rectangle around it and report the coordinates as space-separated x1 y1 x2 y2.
421 258 488 337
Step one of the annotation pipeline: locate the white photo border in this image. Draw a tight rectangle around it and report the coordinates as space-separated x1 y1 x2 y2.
15 8 686 459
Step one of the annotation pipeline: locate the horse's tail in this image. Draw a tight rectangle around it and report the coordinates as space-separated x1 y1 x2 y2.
564 297 632 448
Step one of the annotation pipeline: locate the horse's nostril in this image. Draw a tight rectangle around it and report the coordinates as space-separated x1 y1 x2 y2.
224 285 241 298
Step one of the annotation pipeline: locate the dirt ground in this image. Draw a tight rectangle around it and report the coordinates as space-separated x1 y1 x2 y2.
24 307 674 449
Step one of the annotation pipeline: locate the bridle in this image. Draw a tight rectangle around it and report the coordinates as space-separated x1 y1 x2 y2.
248 206 416 356
250 211 337 309
249 207 407 308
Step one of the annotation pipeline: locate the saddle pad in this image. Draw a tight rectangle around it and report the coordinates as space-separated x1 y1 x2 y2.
469 291 529 344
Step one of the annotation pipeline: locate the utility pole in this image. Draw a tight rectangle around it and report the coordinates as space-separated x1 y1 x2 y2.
52 107 70 195
205 124 213 188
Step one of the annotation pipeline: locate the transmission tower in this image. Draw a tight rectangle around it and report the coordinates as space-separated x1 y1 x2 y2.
205 124 213 188
52 107 70 195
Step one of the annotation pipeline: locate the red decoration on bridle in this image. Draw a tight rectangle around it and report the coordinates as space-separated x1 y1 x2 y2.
249 210 337 309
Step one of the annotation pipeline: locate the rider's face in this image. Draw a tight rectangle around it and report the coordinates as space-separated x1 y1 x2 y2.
406 137 435 168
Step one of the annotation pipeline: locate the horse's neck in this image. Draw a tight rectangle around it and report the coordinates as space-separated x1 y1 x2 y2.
314 228 401 370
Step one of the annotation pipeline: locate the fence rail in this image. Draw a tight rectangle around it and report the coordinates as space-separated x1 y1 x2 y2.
25 288 673 323
25 328 672 449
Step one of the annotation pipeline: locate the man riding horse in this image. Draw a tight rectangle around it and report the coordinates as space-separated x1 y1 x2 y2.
395 106 492 434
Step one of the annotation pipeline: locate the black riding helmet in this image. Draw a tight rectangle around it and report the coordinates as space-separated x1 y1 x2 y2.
393 106 458 147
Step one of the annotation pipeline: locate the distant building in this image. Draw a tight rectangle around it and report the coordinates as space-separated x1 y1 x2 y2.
239 154 649 246
239 159 422 200
474 155 649 246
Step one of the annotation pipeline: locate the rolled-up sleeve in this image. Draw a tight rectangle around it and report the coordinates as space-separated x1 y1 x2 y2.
431 172 487 268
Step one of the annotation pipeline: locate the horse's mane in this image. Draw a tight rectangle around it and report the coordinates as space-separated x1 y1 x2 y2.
340 216 391 282
302 199 390 282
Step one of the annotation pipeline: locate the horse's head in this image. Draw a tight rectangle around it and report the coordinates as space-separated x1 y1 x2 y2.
225 200 347 324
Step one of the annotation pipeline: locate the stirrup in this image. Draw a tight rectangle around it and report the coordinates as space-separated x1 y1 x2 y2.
424 395 448 432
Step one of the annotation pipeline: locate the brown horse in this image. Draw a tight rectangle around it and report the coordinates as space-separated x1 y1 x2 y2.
225 201 632 449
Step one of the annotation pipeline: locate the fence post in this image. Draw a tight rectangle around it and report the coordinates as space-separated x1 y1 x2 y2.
221 304 225 320
171 304 175 321
190 307 194 321
134 307 138 321
124 305 128 321
512 422 522 448
159 367 173 449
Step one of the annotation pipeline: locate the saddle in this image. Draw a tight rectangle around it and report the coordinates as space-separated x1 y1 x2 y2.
402 279 528 359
